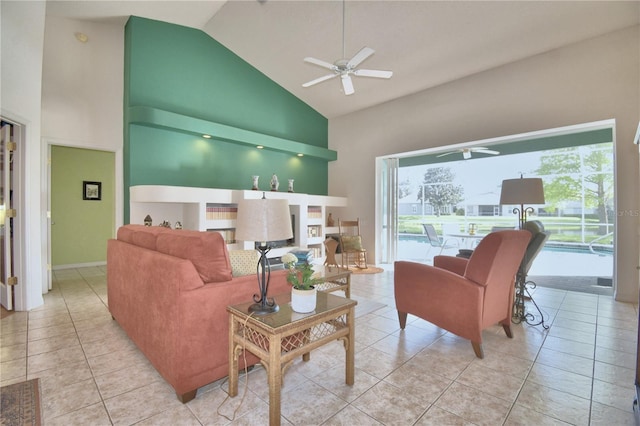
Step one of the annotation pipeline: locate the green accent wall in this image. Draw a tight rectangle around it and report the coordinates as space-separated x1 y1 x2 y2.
51 146 115 266
124 16 330 222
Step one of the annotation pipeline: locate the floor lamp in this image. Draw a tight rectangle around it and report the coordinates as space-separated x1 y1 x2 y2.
499 175 548 328
236 194 293 315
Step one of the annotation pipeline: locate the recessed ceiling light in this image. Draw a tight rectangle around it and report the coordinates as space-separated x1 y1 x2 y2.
297 153 304 157
202 134 212 139
256 145 264 149
74 32 89 43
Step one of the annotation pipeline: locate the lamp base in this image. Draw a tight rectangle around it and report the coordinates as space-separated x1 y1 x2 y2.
248 302 279 315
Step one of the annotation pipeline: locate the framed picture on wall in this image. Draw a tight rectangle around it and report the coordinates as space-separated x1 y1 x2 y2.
83 181 102 201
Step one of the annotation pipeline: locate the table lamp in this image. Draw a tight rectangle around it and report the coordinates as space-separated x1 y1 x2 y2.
499 175 545 229
236 194 293 314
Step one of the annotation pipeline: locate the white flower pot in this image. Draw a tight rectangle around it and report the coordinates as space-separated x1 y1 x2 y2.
291 287 317 313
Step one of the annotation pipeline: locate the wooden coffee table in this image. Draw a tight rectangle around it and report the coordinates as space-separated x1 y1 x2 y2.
313 265 351 298
227 292 357 425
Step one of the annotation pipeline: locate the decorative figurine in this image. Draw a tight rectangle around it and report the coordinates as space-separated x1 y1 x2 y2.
160 220 172 228
288 179 295 193
144 215 152 226
252 175 259 190
175 221 183 230
327 213 334 227
270 174 279 191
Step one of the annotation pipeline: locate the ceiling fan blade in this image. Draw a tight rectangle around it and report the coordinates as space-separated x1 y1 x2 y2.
475 149 500 155
353 69 393 79
341 74 354 95
436 152 457 158
304 57 335 70
302 73 338 88
347 47 375 68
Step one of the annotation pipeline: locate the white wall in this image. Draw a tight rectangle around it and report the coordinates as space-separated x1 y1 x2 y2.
329 26 640 303
41 15 124 244
1 1 46 310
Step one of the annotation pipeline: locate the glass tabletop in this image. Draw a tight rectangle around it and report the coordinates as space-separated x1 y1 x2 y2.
228 291 356 330
312 265 351 280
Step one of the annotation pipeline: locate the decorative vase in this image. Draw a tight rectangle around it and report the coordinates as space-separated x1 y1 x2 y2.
288 179 294 193
270 174 279 191
252 175 259 190
327 213 334 227
291 287 317 313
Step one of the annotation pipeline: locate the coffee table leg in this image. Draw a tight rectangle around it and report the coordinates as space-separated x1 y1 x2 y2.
228 314 238 397
268 334 282 426
346 306 355 385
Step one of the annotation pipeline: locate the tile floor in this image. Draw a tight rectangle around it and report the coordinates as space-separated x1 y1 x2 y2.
1 265 638 425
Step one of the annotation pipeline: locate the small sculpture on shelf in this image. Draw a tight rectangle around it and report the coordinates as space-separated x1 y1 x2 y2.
175 221 183 230
159 220 172 228
288 179 295 193
270 174 279 191
251 175 259 191
144 215 152 226
327 213 334 227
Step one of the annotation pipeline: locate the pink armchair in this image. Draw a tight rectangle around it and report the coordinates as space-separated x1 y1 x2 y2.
394 230 531 358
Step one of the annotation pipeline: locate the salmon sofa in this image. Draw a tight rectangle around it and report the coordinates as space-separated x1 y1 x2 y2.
107 225 290 403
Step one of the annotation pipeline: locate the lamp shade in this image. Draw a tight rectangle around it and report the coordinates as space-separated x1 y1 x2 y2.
499 177 545 205
235 197 293 243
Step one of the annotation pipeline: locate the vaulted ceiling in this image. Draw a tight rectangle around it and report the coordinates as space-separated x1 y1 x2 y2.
46 0 639 119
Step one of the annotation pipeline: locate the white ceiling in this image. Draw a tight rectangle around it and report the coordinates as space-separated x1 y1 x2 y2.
46 0 639 119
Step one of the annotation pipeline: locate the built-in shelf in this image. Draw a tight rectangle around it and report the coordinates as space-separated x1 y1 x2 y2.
129 185 347 261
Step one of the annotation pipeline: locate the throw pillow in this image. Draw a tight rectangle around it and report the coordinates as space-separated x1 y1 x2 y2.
229 250 259 277
341 235 364 251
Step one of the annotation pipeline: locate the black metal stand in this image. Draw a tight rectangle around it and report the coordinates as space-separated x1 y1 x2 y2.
512 270 549 329
248 244 279 315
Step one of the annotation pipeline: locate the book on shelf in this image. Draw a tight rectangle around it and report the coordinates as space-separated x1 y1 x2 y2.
209 228 236 243
307 206 322 219
206 205 238 220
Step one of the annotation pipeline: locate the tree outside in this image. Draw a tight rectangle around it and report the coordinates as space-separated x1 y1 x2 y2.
413 167 464 216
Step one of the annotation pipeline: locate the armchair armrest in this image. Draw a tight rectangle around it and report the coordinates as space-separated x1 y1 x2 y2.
394 261 484 335
433 255 468 276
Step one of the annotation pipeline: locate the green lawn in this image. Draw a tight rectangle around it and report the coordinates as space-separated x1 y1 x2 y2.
399 215 614 245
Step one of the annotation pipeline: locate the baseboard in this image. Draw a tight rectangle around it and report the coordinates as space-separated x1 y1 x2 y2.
52 261 106 270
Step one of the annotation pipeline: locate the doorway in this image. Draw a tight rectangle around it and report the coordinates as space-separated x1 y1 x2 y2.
49 146 115 271
377 120 616 294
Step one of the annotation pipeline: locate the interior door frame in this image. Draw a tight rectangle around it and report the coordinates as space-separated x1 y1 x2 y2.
0 115 24 311
45 139 121 278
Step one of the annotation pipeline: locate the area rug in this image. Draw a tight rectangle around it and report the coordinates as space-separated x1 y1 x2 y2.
348 266 385 274
0 378 42 426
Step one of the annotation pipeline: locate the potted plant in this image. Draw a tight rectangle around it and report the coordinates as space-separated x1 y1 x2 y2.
281 253 322 313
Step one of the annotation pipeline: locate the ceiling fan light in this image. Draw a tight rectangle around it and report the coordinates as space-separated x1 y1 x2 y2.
463 150 472 160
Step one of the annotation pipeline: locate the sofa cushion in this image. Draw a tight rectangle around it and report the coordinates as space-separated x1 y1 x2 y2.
117 225 169 250
156 231 232 283
229 250 259 277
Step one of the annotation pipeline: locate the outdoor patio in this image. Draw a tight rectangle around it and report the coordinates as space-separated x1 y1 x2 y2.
396 237 614 296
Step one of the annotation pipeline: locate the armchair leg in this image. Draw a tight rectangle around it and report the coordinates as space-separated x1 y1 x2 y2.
502 323 513 338
471 342 484 359
398 311 407 329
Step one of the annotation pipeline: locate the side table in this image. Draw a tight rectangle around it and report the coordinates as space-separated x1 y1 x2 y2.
313 265 351 298
227 292 357 425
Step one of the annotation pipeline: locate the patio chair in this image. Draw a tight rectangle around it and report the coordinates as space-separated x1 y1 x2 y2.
422 223 459 256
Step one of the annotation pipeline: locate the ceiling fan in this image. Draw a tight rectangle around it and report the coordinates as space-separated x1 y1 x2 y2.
302 1 392 95
436 147 501 160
